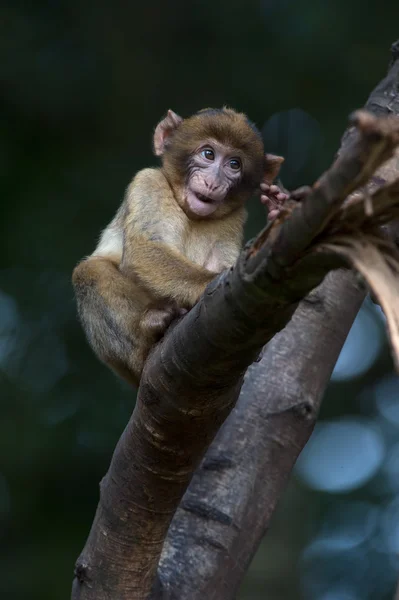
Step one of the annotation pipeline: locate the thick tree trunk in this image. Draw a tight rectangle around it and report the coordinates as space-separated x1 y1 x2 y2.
72 41 399 600
154 270 364 599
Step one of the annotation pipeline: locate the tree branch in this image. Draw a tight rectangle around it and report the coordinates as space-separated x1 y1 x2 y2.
155 270 364 600
72 41 399 600
152 42 399 600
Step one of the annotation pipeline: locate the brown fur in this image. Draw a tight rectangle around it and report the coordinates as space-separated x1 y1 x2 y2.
73 107 271 386
162 108 265 218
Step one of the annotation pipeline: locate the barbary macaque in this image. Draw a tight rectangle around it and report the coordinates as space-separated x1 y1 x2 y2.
72 107 288 386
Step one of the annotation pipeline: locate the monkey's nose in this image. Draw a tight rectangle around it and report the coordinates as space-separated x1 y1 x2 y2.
206 181 220 193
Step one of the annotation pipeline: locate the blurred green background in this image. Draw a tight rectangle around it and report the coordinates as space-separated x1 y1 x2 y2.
2 1 399 599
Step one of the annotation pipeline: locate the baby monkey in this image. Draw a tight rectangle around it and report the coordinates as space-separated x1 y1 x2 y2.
72 107 288 386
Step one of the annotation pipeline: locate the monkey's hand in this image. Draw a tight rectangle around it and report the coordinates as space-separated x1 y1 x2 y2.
260 183 290 221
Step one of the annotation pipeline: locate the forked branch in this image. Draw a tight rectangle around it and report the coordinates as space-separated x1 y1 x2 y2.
72 42 399 600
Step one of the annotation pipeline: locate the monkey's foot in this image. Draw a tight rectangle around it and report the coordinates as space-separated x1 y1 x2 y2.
141 305 184 341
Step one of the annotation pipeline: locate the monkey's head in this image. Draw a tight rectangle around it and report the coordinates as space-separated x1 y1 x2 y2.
153 107 282 219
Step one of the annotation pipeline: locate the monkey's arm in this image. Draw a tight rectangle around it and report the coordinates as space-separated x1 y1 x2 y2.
120 168 225 306
121 234 216 307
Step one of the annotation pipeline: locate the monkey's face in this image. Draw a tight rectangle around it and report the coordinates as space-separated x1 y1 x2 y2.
155 107 266 219
184 139 244 217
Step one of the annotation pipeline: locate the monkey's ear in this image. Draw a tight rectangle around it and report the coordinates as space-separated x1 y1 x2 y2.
262 154 285 184
153 110 184 156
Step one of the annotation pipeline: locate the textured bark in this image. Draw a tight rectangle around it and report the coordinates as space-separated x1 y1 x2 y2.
153 41 399 600
72 41 399 600
155 270 364 600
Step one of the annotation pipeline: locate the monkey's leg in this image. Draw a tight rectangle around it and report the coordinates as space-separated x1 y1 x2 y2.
72 257 179 386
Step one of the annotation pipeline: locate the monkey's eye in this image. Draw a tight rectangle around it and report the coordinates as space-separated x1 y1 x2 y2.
229 159 241 171
201 148 215 161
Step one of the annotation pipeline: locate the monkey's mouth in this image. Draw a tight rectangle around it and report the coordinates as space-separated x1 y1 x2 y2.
196 193 214 203
185 188 220 217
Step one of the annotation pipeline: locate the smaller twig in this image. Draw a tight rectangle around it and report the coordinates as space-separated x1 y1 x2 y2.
321 233 399 371
338 178 399 227
245 111 399 278
364 191 374 216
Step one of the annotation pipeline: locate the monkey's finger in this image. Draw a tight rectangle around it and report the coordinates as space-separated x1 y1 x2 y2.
260 182 270 192
260 194 274 205
270 185 280 195
276 192 289 202
268 208 280 221
261 196 280 215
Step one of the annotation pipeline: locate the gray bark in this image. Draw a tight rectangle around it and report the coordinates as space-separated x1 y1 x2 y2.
72 40 399 600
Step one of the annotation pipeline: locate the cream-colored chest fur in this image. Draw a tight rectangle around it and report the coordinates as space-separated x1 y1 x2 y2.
182 219 242 272
92 168 246 273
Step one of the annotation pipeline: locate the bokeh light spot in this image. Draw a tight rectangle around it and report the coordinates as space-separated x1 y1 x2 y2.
331 307 382 382
296 418 385 492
